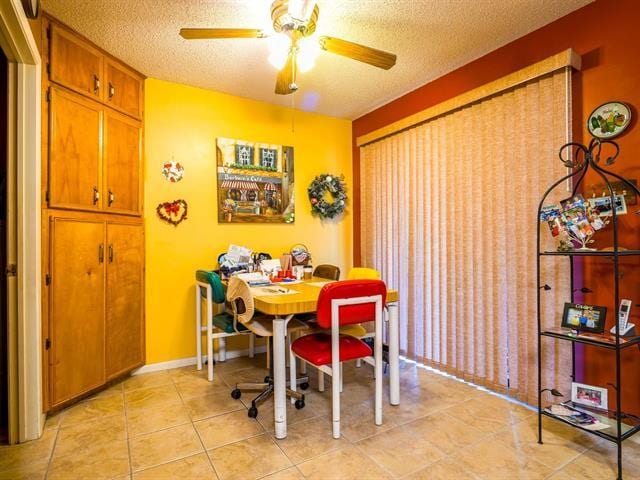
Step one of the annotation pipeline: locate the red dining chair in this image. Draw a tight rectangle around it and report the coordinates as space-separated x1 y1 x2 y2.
289 280 386 439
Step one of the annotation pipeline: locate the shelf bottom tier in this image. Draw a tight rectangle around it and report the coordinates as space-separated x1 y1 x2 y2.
541 402 640 442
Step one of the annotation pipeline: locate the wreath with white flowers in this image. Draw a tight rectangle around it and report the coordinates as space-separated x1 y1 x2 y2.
308 174 347 219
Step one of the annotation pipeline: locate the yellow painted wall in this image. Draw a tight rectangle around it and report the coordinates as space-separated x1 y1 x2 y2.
144 78 353 364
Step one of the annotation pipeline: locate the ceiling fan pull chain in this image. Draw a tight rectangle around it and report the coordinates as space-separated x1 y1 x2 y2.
291 91 296 133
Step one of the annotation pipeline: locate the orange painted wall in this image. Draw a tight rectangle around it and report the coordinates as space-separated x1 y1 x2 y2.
353 0 640 413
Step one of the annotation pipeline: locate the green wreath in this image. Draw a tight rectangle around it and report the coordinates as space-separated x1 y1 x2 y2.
308 174 347 219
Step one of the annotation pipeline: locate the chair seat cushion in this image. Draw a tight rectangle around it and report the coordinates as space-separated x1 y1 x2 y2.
292 333 372 366
212 312 248 334
305 321 368 338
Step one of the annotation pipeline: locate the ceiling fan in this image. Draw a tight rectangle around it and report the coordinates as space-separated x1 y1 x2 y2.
179 0 397 95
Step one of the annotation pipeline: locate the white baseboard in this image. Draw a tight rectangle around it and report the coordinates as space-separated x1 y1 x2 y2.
133 345 267 375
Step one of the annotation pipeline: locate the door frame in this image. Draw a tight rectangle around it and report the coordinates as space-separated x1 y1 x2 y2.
0 0 43 442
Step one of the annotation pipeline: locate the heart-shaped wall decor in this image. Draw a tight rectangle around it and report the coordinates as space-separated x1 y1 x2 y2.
156 199 188 226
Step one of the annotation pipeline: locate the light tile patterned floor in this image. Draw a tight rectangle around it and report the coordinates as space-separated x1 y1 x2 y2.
1 354 639 479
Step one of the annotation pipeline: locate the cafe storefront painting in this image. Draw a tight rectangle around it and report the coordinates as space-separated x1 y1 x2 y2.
216 137 295 223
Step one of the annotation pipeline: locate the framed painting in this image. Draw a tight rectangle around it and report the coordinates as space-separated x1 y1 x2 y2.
216 137 295 223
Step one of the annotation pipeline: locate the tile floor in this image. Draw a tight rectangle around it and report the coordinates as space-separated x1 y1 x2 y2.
1 354 639 479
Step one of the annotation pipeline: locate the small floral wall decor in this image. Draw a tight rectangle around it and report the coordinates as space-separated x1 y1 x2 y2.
161 160 185 183
156 199 188 226
308 174 347 219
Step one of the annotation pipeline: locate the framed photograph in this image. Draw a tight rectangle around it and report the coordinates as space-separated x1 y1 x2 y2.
588 194 627 216
562 303 607 334
571 382 608 411
587 101 631 139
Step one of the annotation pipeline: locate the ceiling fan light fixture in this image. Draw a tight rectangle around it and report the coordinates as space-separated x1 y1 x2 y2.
297 36 321 72
287 0 315 23
267 32 292 69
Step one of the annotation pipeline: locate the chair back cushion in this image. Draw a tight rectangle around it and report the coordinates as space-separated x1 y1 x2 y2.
313 264 341 281
196 270 226 303
315 280 386 329
347 267 380 280
226 276 255 325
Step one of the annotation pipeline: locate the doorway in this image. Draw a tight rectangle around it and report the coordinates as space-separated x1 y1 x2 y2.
0 49 6 444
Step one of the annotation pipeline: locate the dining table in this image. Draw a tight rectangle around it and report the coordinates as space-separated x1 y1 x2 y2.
252 277 400 439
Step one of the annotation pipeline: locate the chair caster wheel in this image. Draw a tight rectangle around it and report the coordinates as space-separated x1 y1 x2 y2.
248 406 258 418
231 389 241 400
294 399 305 410
300 382 309 390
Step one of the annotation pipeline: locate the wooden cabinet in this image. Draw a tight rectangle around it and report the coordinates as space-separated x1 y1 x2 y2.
42 15 146 411
105 59 143 119
47 92 142 215
44 17 144 216
50 218 105 406
104 111 142 215
106 223 144 379
48 86 102 210
47 215 145 408
49 23 103 101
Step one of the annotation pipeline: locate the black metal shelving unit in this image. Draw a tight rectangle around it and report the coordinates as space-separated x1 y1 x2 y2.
536 138 640 480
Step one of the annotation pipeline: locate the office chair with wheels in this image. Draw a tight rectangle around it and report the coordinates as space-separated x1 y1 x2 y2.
226 277 310 418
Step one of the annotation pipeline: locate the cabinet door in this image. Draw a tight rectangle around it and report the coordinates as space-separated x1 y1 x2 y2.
49 87 102 211
106 223 144 378
105 59 143 119
104 110 142 215
49 23 103 100
50 218 105 406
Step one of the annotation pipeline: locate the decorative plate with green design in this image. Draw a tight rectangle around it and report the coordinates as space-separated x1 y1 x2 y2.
587 102 631 139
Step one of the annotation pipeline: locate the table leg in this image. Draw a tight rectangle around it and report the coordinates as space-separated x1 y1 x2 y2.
387 302 400 405
272 315 291 439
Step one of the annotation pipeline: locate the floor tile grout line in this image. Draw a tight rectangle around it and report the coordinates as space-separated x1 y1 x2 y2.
123 395 133 478
350 438 398 479
43 422 61 479
190 413 221 480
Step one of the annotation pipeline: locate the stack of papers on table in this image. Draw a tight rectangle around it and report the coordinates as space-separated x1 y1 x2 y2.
236 272 271 287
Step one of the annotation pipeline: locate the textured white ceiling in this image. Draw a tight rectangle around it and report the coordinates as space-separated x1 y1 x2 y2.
42 0 591 119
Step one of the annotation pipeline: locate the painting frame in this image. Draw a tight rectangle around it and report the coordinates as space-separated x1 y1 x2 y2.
216 137 295 224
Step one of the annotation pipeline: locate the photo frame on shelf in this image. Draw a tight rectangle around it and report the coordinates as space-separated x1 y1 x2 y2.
588 194 627 216
571 382 608 411
561 303 607 334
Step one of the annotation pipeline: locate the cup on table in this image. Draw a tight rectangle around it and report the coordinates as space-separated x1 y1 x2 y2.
303 266 313 280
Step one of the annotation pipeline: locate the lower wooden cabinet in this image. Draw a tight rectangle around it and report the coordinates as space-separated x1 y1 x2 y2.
50 217 105 405
106 222 144 379
47 214 144 408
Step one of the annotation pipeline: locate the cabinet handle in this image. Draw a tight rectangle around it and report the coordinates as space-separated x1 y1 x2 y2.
93 74 100 94
98 244 104 263
92 186 100 205
108 189 115 206
108 245 114 263
108 82 115 99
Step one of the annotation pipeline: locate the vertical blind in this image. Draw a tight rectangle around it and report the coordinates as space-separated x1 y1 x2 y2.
360 69 572 404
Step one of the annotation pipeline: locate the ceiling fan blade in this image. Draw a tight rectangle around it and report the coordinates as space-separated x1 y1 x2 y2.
319 36 396 70
275 54 297 95
179 28 265 39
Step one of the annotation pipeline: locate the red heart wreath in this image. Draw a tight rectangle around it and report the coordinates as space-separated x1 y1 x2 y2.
156 199 188 226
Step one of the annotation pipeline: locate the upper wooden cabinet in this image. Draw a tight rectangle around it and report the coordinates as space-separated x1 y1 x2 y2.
49 23 103 101
104 110 142 215
105 59 143 119
48 86 102 211
47 19 144 120
44 18 144 216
